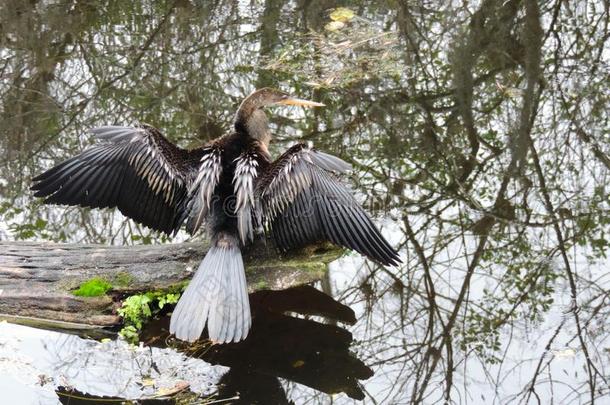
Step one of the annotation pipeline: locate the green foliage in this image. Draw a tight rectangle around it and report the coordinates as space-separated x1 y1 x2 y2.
118 325 140 343
2 201 61 241
130 234 153 245
72 278 113 297
118 294 153 330
117 289 182 344
157 293 180 309
459 309 503 364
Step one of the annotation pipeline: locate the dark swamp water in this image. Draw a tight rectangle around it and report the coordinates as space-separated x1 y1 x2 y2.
1 1 609 404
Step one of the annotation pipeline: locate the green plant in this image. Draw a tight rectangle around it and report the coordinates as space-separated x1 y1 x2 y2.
72 278 113 297
117 290 181 343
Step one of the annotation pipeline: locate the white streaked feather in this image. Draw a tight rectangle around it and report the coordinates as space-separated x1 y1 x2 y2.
186 147 222 233
233 152 259 244
260 144 350 222
92 125 184 205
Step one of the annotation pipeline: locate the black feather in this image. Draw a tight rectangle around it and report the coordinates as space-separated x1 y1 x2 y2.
258 144 401 267
30 125 210 235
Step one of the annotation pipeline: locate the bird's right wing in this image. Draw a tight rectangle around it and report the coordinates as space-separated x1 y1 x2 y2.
256 143 401 266
31 125 221 235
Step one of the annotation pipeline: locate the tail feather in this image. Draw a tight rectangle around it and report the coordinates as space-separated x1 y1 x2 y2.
170 237 250 343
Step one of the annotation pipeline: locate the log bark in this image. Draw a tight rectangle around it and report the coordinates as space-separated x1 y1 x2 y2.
0 241 341 336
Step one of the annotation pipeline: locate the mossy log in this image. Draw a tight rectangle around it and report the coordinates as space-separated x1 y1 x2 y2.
0 240 341 337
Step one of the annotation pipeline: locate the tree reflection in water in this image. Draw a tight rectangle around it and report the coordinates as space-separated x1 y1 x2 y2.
141 286 372 402
47 286 368 403
1 0 609 403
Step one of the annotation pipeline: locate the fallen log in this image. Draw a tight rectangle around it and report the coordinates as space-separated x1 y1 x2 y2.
0 240 341 337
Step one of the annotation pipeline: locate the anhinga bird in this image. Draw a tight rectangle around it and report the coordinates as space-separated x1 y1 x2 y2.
31 88 401 343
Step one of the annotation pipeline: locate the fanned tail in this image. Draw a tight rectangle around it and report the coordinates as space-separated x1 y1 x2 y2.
169 233 250 343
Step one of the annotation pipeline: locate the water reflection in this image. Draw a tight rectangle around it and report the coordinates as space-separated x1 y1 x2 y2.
1 0 609 403
1 287 368 404
143 286 372 402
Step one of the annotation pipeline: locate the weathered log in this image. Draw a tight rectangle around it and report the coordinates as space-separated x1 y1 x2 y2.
0 240 341 336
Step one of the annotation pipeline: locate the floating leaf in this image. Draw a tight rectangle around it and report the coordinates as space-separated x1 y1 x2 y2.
142 377 155 387
152 381 190 398
330 7 355 22
552 347 577 358
325 21 345 32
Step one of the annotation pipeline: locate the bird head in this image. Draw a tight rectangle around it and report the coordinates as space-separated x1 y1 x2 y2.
234 88 324 143
254 87 325 108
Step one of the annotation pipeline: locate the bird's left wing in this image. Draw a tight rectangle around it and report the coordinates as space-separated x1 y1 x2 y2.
31 125 220 235
256 143 401 266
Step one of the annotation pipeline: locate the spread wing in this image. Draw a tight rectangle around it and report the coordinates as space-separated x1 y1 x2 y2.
256 143 401 266
31 124 221 235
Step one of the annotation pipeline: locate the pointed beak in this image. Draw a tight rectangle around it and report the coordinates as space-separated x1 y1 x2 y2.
276 97 325 108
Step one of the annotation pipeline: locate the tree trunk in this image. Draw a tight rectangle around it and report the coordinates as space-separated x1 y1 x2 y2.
0 241 341 336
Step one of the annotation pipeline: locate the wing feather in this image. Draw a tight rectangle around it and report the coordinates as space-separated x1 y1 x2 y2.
257 143 400 266
183 145 223 234
31 124 217 235
233 149 262 244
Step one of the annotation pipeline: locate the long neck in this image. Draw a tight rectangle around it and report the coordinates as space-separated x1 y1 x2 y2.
234 104 272 147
